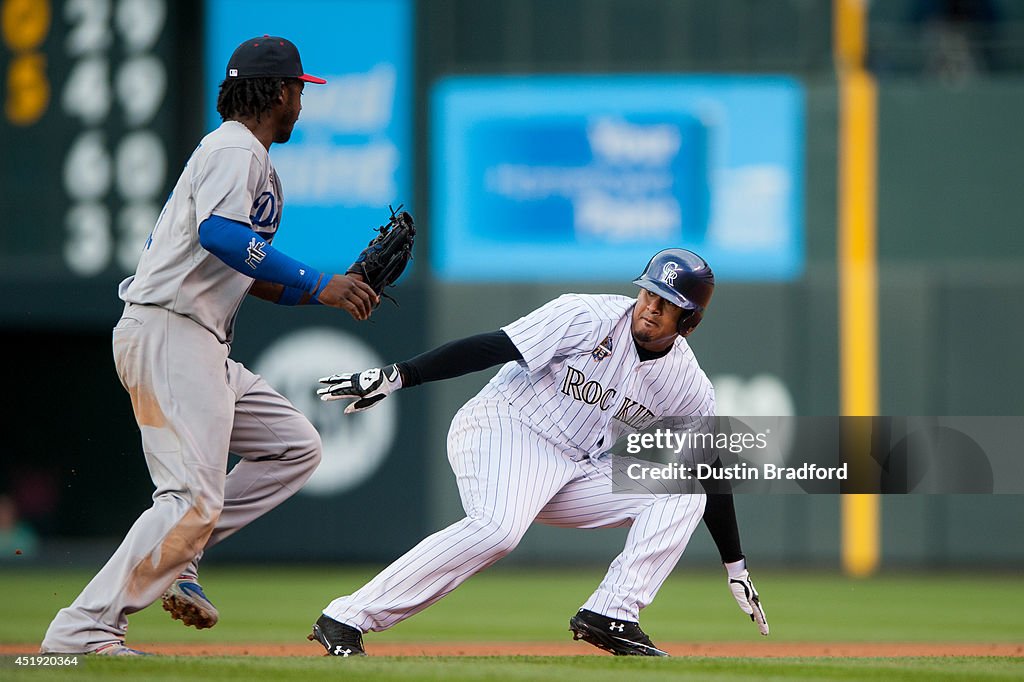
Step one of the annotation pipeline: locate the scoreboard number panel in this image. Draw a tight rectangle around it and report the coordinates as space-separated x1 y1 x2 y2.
1 0 197 281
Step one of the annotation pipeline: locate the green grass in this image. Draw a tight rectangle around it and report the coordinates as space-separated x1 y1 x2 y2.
2 656 1023 682
4 566 1023 644
2 566 1022 680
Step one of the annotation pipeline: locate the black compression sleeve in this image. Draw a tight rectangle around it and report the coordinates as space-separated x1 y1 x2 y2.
703 492 744 564
396 330 523 387
698 457 744 563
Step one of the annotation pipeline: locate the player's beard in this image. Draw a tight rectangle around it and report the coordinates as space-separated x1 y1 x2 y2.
631 317 677 349
631 327 654 344
631 315 663 344
274 125 294 144
274 110 299 144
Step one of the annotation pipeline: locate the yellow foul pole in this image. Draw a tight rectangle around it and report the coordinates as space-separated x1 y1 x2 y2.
834 0 880 577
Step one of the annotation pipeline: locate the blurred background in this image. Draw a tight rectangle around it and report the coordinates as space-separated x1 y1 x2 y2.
1 0 1022 577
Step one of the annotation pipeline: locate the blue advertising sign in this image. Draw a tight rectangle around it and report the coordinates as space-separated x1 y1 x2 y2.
432 76 804 281
206 0 412 272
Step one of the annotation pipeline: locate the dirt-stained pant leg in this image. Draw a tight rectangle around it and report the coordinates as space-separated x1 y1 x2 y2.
41 305 233 653
194 363 322 558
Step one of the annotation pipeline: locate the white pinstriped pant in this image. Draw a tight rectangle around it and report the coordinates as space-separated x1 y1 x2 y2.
323 397 706 631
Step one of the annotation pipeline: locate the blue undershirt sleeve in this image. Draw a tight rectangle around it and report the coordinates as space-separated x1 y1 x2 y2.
198 215 325 295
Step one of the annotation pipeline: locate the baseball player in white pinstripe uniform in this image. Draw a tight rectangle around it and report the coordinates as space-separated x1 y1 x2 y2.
312 249 768 657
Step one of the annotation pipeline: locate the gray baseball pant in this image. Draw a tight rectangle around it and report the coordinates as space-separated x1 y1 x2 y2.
41 304 321 653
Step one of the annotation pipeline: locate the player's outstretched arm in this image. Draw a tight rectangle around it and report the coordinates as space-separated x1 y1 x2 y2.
318 331 524 413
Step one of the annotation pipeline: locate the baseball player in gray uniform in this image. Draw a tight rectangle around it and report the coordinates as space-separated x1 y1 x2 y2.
312 248 768 657
41 37 379 656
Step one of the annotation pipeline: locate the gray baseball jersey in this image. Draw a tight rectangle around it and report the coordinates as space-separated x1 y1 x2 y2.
323 293 714 631
41 121 319 654
118 120 283 344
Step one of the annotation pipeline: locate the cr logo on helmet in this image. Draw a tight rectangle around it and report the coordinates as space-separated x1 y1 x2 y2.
660 262 680 285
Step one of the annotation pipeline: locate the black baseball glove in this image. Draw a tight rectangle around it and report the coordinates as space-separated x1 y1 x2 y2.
346 205 415 305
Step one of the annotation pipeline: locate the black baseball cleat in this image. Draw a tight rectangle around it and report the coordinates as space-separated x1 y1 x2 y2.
569 608 669 657
308 614 368 657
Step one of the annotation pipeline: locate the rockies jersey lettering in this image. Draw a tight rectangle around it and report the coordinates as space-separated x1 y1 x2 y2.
485 293 714 456
118 120 284 343
559 367 661 428
613 397 659 431
560 367 618 410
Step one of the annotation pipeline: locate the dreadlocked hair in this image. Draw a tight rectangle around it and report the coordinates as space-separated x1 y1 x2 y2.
216 77 296 122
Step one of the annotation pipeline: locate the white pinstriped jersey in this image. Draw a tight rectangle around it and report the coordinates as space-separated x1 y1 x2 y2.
322 293 713 632
119 121 283 343
482 293 715 457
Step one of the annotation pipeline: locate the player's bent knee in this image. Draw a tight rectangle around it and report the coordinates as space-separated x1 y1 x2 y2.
191 493 224 528
286 422 322 487
644 492 706 520
471 518 526 558
151 490 223 549
301 428 323 468
488 535 521 558
284 418 322 465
